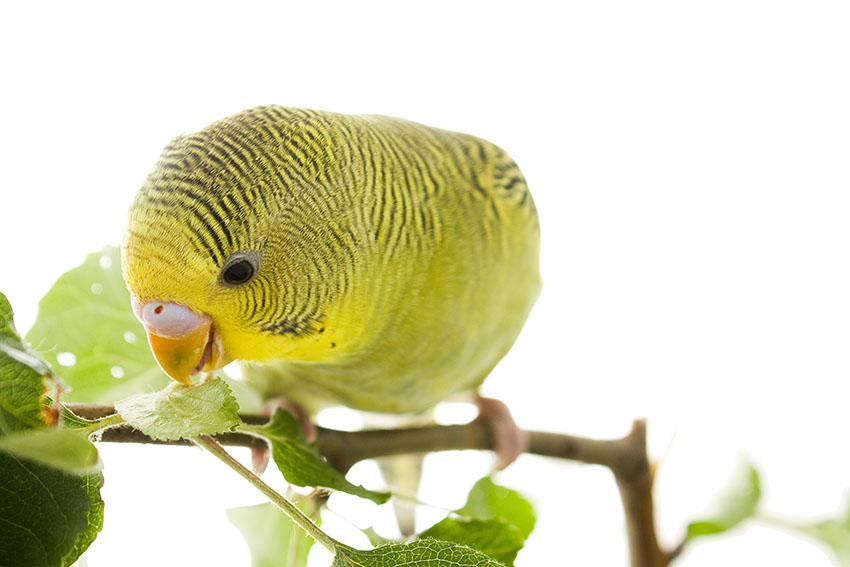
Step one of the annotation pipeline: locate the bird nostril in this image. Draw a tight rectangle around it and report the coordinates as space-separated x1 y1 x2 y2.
138 301 208 338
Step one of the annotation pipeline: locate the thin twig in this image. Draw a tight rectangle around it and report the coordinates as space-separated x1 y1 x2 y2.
193 434 339 553
66 403 672 567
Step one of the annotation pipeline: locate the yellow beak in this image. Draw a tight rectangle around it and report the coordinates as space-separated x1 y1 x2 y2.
146 321 220 385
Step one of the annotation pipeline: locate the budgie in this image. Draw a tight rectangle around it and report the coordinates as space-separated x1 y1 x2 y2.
122 106 540 505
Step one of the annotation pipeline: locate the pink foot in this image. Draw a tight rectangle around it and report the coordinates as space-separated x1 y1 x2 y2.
251 397 317 475
474 395 528 470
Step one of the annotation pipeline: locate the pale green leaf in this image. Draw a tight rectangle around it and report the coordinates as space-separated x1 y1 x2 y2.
219 372 264 414
361 527 392 547
796 518 850 565
0 428 99 473
767 501 850 565
114 378 240 441
457 477 536 540
686 458 761 539
243 408 389 504
25 246 171 403
227 500 319 567
420 517 524 566
333 539 505 567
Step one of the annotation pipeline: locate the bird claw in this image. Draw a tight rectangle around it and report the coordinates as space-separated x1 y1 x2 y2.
251 397 317 475
251 444 271 476
474 395 528 471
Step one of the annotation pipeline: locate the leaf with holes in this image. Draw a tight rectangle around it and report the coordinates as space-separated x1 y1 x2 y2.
228 499 319 567
0 291 60 433
685 458 761 540
241 408 389 504
333 539 505 567
115 377 241 441
25 246 171 403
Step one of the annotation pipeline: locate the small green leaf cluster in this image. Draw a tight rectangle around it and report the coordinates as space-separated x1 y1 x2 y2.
419 476 536 566
1 247 537 566
0 292 104 567
227 473 538 567
241 408 390 504
685 459 850 566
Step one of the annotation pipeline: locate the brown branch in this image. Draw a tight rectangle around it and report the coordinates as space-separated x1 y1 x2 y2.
613 420 666 567
67 403 672 567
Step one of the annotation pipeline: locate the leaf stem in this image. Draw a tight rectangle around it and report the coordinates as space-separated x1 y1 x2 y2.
192 434 340 553
83 413 125 436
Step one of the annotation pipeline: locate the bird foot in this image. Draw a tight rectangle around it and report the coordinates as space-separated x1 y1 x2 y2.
474 395 528 471
251 397 316 475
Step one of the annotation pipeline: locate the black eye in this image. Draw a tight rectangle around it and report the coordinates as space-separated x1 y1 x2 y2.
220 252 260 286
223 260 254 284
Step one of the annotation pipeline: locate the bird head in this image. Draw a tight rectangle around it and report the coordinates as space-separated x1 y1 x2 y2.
122 108 347 384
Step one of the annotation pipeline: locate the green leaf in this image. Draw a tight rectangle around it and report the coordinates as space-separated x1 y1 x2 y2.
0 291 12 331
361 527 392 547
0 294 104 565
420 517 524 566
114 377 240 441
796 516 850 565
219 371 264 414
0 291 59 433
0 453 103 567
62 473 105 567
227 500 319 567
0 293 54 378
418 477 535 566
0 428 99 472
764 501 850 566
333 539 505 567
685 458 761 540
25 246 171 403
58 402 98 430
243 408 389 505
457 477 536 540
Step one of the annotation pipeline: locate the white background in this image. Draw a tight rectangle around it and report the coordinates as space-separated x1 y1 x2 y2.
2 1 849 565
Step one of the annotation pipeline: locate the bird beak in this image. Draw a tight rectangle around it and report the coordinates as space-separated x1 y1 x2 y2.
131 297 226 384
146 323 216 385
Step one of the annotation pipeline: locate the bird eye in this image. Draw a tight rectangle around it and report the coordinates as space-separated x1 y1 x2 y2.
220 252 260 286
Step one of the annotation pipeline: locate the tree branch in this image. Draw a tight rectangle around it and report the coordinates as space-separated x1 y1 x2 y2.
612 420 666 567
68 403 671 566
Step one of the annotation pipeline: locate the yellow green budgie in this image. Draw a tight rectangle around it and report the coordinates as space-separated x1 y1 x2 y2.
121 106 540 486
